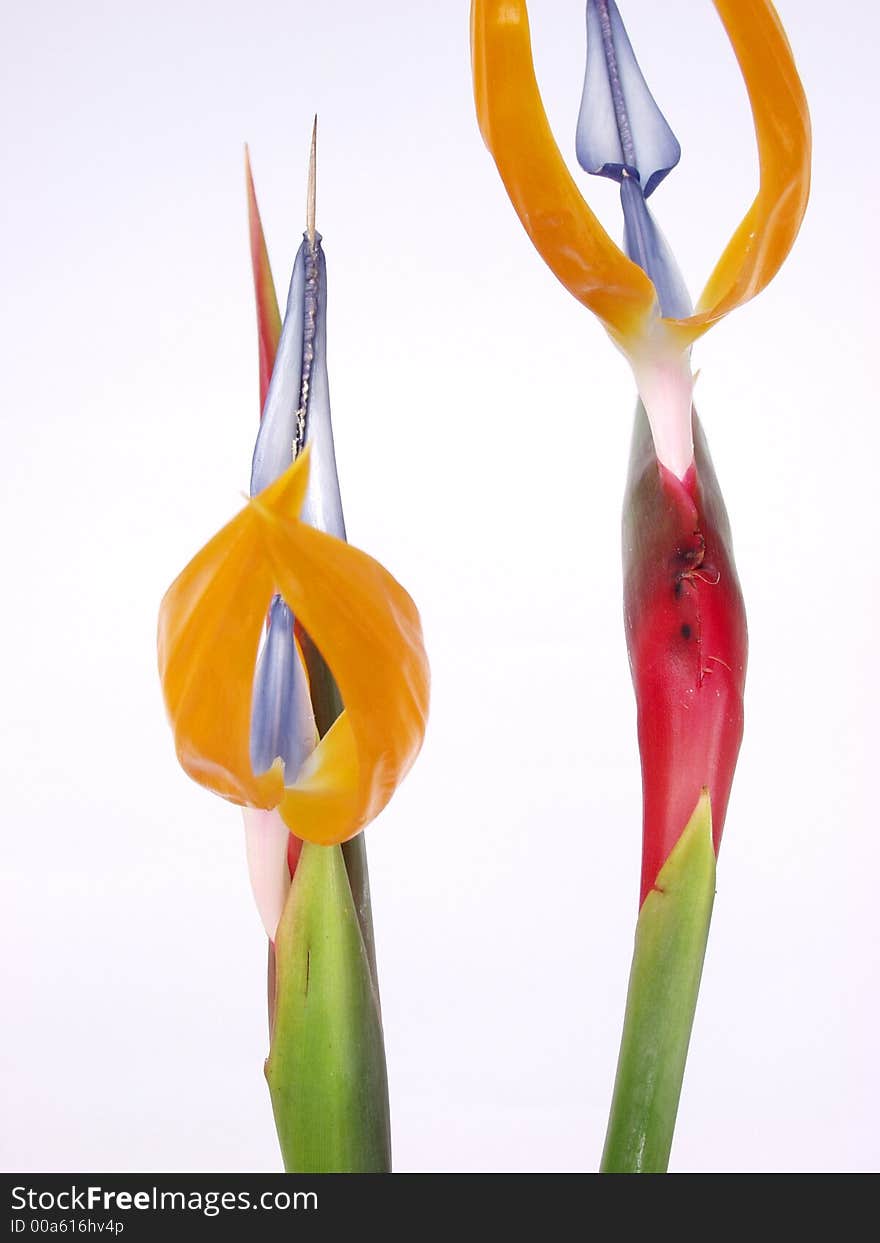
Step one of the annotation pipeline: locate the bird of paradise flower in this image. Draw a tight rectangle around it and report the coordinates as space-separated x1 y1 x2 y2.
471 0 810 1171
157 128 429 1172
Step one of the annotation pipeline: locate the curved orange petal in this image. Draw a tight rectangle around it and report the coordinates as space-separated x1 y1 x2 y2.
472 1 810 357
158 450 429 844
471 0 655 345
157 460 310 810
252 491 430 846
245 146 282 412
666 0 811 346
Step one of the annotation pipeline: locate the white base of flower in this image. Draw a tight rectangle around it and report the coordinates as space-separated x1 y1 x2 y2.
243 806 292 941
629 346 695 480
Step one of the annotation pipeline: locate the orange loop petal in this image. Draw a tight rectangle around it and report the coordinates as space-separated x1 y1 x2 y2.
256 494 430 844
157 451 429 845
157 463 308 810
671 0 811 343
471 0 656 344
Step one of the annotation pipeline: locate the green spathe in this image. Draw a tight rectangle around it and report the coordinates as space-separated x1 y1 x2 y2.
601 790 715 1173
266 840 391 1173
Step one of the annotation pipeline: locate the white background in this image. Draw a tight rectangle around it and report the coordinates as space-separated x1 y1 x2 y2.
2 0 877 1173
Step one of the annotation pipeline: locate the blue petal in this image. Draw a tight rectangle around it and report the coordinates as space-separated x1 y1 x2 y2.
250 236 346 540
251 241 307 497
250 595 316 779
298 244 346 541
576 0 681 198
620 176 692 320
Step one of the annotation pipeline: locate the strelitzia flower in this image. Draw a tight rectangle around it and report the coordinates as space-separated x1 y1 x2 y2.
472 0 809 480
158 130 429 1172
471 0 809 1171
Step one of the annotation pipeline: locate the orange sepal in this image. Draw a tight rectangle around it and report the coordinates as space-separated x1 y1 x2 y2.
157 451 430 844
157 462 309 810
245 146 283 412
471 0 656 345
256 493 430 845
666 0 811 347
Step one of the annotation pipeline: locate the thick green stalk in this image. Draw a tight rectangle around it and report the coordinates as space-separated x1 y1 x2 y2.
601 792 715 1173
266 841 391 1172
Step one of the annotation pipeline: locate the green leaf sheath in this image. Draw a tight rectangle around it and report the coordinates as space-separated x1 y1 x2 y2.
601 792 716 1173
266 841 391 1172
265 592 386 1173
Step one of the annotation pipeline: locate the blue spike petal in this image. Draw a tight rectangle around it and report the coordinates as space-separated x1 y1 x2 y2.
620 177 692 320
250 596 316 779
251 241 306 497
250 234 346 542
576 0 681 197
249 231 347 783
297 243 347 541
576 0 692 320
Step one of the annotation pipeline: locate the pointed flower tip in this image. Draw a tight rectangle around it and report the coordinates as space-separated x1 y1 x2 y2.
307 118 317 247
251 223 347 539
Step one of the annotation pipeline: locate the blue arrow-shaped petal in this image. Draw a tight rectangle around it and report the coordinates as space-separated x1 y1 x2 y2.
251 234 346 541
576 0 681 198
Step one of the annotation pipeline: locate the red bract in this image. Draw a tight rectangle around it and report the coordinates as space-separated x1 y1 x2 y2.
624 410 747 904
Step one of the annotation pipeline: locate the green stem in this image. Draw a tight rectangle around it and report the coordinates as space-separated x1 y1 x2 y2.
266 841 391 1172
601 792 715 1173
266 632 388 1171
